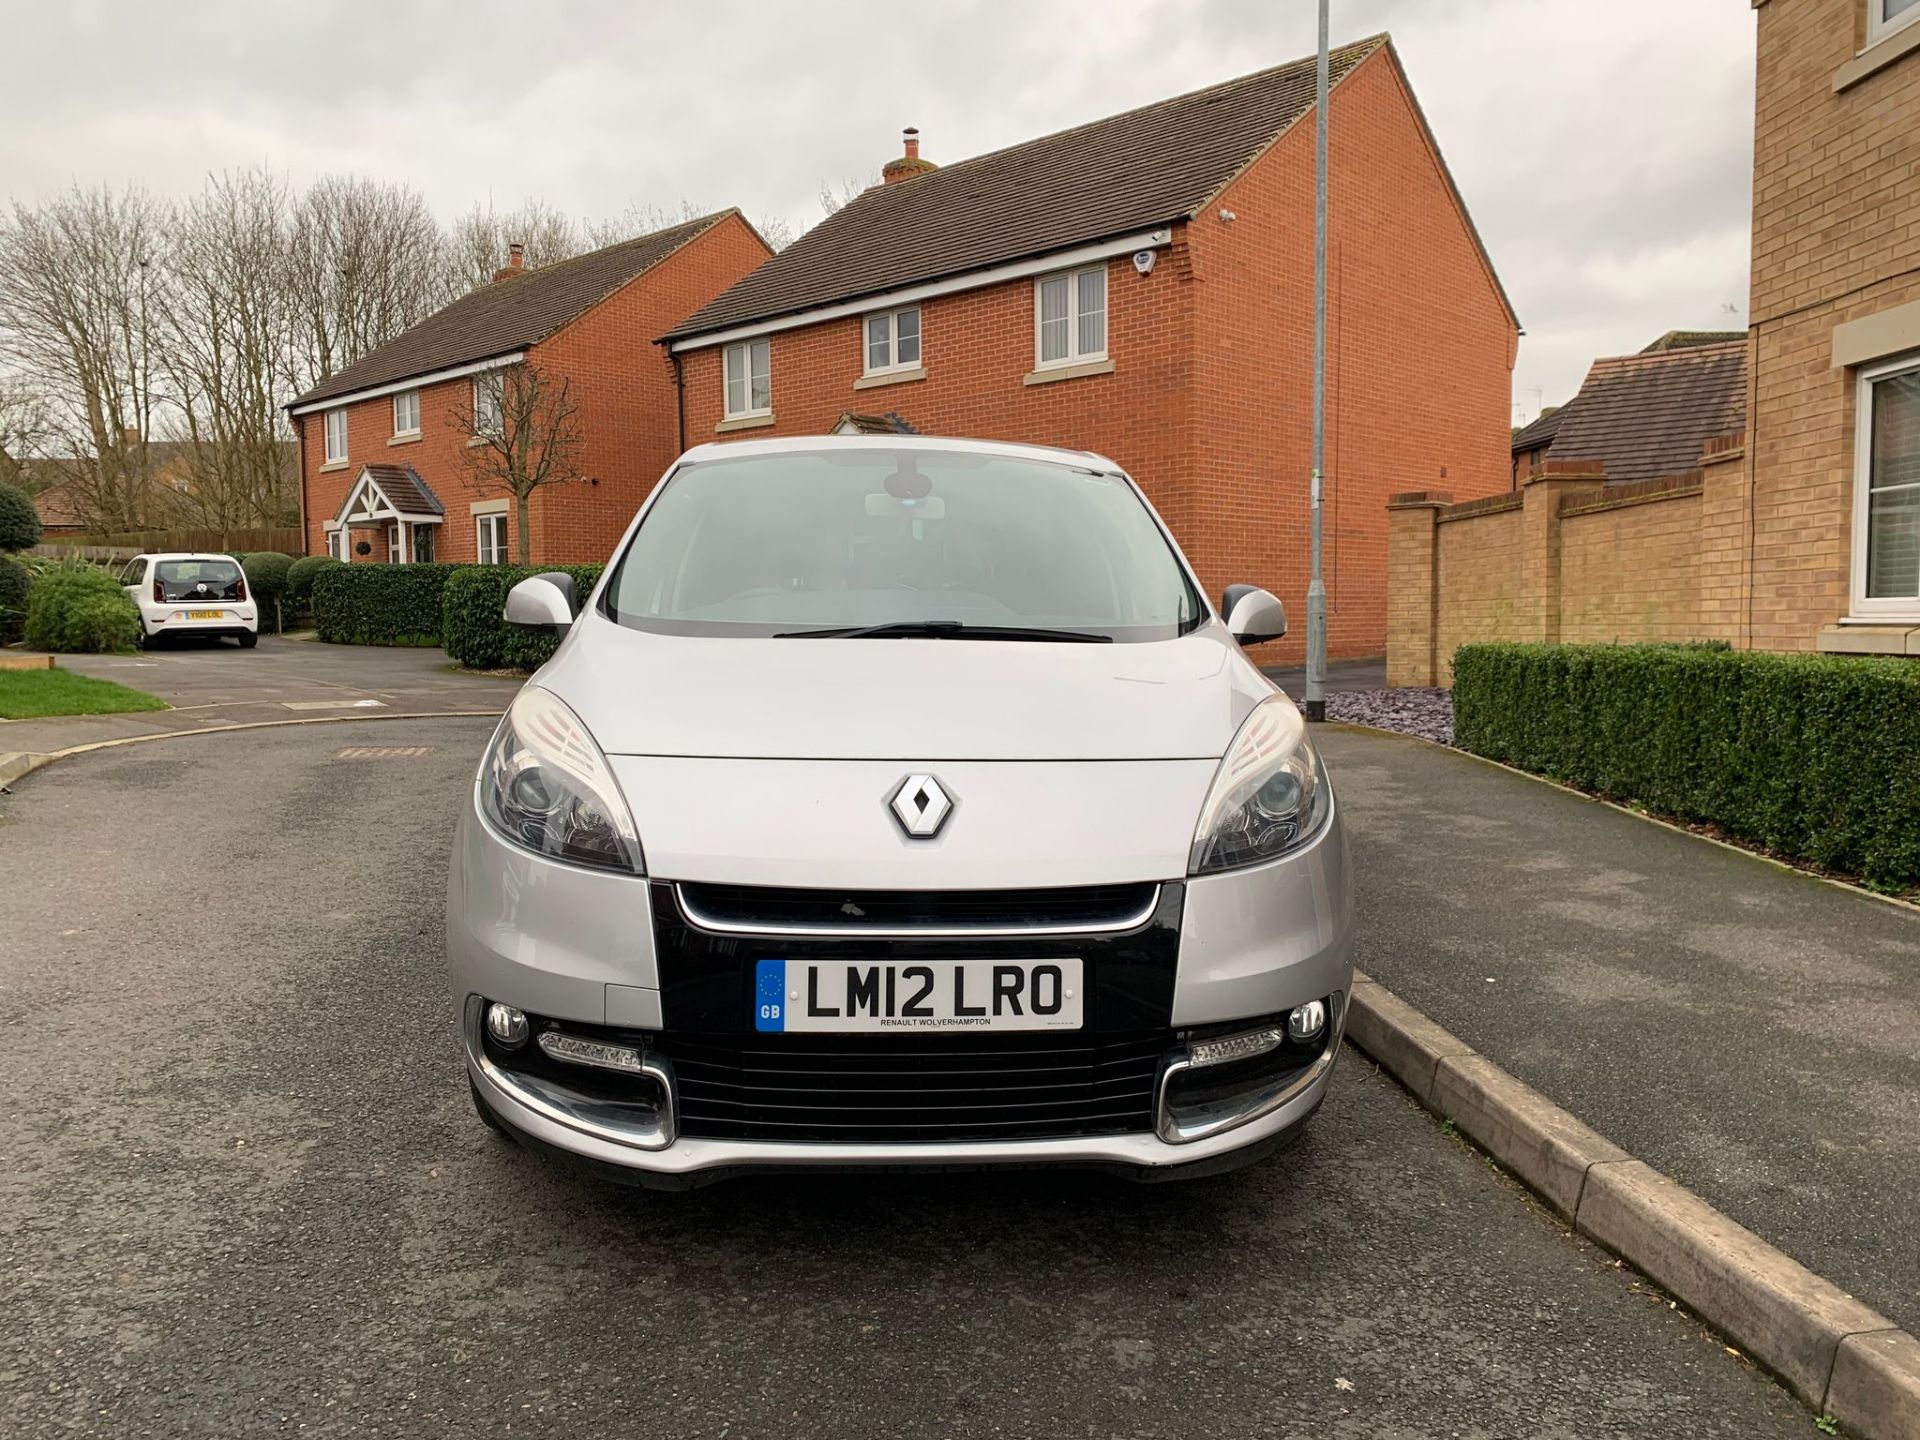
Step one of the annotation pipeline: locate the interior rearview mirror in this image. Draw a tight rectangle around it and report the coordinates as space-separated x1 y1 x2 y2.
504 574 577 633
1222 584 1288 645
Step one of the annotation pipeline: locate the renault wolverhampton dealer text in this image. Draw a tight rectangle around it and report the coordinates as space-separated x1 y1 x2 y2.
446 436 1354 1187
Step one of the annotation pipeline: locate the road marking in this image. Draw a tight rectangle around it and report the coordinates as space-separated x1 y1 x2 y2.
334 746 433 760
282 699 387 711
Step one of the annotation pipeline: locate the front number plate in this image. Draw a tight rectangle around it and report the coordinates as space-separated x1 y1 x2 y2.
754 958 1083 1033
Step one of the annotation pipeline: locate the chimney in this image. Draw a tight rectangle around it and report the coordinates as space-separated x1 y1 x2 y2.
493 242 526 283
881 127 938 184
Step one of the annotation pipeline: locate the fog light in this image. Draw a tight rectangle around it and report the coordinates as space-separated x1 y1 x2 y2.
537 1031 646 1074
1287 999 1327 1044
485 1002 529 1048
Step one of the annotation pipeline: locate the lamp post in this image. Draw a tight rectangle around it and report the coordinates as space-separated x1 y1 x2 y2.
1304 0 1330 722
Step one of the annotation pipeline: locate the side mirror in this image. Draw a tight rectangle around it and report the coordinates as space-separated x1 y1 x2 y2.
1222 584 1288 645
504 574 576 632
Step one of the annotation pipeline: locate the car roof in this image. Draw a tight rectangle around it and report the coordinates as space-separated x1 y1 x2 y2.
134 553 243 562
675 433 1125 474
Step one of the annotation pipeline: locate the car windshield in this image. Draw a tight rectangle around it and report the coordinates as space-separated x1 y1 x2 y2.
155 560 243 601
602 447 1204 641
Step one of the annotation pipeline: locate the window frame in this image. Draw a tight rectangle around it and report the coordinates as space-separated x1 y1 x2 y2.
1849 349 1920 620
1032 264 1109 371
323 408 348 463
476 512 508 566
1868 0 1920 47
387 522 405 564
392 388 421 438
473 372 505 437
723 339 773 420
862 306 923 377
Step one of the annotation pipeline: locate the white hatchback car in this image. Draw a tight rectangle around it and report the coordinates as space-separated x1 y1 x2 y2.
120 553 259 648
448 436 1353 1188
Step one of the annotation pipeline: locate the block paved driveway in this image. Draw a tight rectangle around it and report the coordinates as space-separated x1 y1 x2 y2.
0 718 1815 1438
1317 723 1920 1336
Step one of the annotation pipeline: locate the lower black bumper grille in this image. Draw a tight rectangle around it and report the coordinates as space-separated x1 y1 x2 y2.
653 1030 1171 1144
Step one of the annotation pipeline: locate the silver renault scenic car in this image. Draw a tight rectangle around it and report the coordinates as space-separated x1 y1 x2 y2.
448 436 1352 1187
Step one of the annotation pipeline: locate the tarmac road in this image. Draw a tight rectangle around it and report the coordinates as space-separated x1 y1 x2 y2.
0 718 1814 1438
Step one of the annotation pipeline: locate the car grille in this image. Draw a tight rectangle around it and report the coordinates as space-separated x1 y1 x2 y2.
653 1029 1170 1144
674 881 1160 935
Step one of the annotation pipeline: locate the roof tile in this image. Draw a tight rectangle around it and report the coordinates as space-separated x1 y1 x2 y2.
292 212 738 408
664 39 1389 340
1539 340 1747 485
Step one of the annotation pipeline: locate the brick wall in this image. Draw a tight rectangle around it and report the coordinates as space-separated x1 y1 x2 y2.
1433 498 1526 682
1387 462 1736 685
298 214 768 564
530 214 770 561
1746 0 1920 649
673 45 1516 662
1559 485 1706 645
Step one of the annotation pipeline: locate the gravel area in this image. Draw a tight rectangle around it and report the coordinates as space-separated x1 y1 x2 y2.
1316 687 1453 745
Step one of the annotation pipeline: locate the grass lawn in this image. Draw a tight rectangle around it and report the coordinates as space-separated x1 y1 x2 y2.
0 668 168 720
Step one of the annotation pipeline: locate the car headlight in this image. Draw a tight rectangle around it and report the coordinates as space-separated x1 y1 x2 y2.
481 686 643 873
1189 694 1328 874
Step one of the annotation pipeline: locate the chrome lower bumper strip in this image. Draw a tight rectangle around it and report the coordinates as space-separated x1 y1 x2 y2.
462 996 677 1152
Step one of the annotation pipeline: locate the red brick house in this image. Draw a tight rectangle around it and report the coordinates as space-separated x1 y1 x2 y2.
287 211 769 565
661 36 1519 661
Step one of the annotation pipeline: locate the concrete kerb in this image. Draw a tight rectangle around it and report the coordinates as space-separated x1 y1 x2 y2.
0 710 503 789
1346 975 1920 1439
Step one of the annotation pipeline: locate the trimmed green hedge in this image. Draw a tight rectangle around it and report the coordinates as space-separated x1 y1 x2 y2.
312 563 458 646
1452 642 1920 889
23 566 142 654
284 554 340 616
240 552 294 634
442 564 604 671
0 481 41 552
0 555 28 644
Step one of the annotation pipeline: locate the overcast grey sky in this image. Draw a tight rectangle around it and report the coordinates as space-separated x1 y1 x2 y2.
0 0 1755 419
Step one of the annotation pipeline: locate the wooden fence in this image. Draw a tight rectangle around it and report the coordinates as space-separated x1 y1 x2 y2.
33 527 302 563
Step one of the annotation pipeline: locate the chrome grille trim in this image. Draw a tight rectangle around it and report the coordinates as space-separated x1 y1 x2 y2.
673 882 1163 938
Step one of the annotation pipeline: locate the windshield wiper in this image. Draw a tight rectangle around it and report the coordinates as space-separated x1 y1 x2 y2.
774 620 1113 643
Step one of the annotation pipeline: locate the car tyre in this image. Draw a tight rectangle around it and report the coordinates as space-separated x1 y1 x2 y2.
237 630 259 649
470 1078 516 1143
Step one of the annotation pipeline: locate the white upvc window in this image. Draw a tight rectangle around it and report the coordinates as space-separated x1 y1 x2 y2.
724 339 772 418
476 512 508 565
387 523 404 564
1851 350 1920 619
1034 265 1108 369
1869 0 1920 46
326 526 349 561
323 408 347 463
473 372 505 436
392 388 420 437
863 306 922 375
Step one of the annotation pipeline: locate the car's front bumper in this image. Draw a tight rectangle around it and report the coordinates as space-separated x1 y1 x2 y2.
448 783 1354 1184
464 994 1343 1189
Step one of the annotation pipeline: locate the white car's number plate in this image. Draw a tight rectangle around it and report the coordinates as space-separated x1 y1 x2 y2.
754 958 1082 1033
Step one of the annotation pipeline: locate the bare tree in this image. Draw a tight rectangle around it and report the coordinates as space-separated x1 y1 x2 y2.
448 362 584 565
0 378 52 489
157 167 299 531
0 185 170 531
445 200 586 292
286 175 444 391
818 176 876 218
